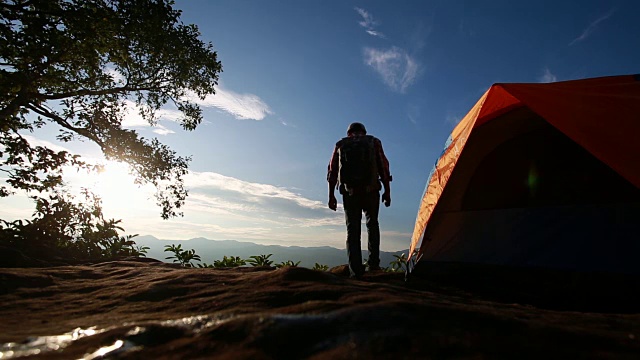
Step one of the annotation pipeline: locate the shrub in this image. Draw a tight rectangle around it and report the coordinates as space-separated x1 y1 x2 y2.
0 189 144 264
101 234 148 259
312 263 329 271
246 254 274 267
164 244 201 267
213 256 246 268
389 253 408 272
275 260 301 268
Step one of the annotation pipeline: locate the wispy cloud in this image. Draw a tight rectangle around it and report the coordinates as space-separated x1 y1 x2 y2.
364 47 419 93
183 171 347 229
355 7 385 38
538 67 558 83
152 125 175 135
189 85 273 121
21 134 70 153
122 84 273 131
445 113 463 126
120 99 182 133
407 104 420 125
569 8 616 46
186 171 327 211
107 63 272 122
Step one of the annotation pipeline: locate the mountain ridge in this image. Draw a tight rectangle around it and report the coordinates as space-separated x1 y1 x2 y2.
134 235 409 268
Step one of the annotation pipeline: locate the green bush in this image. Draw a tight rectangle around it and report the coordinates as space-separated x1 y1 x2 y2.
246 254 274 267
213 255 246 268
164 244 201 267
0 189 144 263
312 263 329 271
275 260 301 268
388 253 408 272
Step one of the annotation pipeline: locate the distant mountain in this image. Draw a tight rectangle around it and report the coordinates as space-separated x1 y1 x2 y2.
133 235 409 268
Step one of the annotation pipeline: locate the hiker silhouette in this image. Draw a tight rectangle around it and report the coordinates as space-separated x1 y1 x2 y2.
327 122 392 278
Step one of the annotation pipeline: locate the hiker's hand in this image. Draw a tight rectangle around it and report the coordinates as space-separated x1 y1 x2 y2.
382 192 391 207
328 195 337 211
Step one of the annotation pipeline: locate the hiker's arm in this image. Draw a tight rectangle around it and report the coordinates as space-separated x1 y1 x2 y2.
376 139 392 207
327 144 339 210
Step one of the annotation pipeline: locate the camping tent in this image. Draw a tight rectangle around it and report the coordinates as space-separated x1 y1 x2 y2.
407 74 640 276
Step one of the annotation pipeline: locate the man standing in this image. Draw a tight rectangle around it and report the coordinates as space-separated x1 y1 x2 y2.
327 122 392 278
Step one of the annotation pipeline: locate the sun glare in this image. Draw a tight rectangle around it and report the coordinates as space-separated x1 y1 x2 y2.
76 161 155 216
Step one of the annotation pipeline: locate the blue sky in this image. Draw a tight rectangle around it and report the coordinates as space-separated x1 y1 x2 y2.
2 0 639 251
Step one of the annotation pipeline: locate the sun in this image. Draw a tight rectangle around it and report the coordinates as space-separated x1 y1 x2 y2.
82 161 156 216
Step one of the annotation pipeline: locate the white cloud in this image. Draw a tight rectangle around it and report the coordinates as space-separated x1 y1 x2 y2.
120 101 149 128
539 68 558 83
106 64 271 122
569 8 616 46
119 84 272 126
355 7 385 38
180 171 351 231
120 100 182 133
156 109 183 122
185 171 326 210
445 113 463 126
188 85 273 121
364 47 419 93
187 192 262 216
152 125 175 136
185 191 343 229
407 104 420 125
381 230 413 239
21 134 70 153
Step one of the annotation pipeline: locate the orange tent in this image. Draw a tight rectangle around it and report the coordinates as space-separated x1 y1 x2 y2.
408 74 640 275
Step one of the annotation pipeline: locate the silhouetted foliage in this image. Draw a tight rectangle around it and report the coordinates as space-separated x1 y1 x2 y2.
0 189 143 262
213 256 246 268
275 260 301 268
312 263 329 271
0 0 221 262
246 254 274 267
1 0 221 217
102 234 148 259
388 253 408 272
164 243 201 267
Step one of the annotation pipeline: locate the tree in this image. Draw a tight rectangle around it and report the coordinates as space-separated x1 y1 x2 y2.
0 0 222 220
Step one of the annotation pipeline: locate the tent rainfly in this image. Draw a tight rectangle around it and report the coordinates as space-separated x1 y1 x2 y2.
407 74 640 276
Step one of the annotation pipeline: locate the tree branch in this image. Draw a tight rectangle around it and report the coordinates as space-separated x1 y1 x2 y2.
26 103 106 150
41 85 156 100
0 89 37 121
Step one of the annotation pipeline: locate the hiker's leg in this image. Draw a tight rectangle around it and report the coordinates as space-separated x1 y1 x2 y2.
364 191 381 269
343 193 364 278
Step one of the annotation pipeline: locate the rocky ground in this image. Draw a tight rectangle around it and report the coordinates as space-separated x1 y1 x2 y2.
0 260 638 359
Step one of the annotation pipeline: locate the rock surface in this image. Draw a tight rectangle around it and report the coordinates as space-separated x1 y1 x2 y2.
0 261 638 359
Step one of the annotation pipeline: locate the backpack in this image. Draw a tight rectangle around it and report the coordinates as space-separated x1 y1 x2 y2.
338 135 379 193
